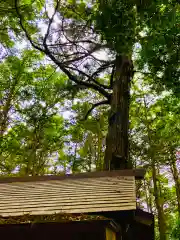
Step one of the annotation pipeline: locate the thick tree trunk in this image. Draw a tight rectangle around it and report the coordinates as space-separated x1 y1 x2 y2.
104 55 133 170
152 163 167 240
170 155 180 217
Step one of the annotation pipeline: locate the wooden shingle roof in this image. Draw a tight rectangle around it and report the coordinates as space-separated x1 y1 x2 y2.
0 169 144 218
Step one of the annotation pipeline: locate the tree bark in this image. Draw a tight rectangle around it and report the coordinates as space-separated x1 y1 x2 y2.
147 181 153 213
152 163 167 240
0 81 18 135
142 93 167 239
170 154 180 217
104 55 133 170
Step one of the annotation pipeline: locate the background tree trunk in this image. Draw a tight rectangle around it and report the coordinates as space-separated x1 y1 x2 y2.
0 79 19 136
170 154 180 217
104 55 133 170
152 163 167 240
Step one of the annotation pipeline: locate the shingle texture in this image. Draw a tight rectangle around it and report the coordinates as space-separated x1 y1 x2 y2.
0 175 136 217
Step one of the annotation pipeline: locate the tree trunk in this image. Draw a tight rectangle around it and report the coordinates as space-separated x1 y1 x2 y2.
104 55 133 170
147 181 153 213
152 163 167 240
170 155 180 217
143 93 166 238
0 85 16 135
0 74 20 136
143 180 152 213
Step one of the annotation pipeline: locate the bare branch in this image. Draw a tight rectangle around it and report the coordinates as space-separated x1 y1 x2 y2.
46 50 111 98
15 0 44 52
43 1 59 47
66 66 112 90
84 100 109 120
91 61 115 78
63 44 102 65
15 0 110 99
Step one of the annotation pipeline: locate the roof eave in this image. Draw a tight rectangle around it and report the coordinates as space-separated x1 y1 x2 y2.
0 169 146 184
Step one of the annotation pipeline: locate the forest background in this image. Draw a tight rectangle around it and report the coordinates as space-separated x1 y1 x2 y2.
0 0 180 239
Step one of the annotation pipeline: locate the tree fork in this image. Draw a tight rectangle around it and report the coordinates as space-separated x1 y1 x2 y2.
104 55 133 170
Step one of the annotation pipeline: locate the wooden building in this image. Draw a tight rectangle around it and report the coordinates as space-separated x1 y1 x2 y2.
0 219 122 240
0 169 154 239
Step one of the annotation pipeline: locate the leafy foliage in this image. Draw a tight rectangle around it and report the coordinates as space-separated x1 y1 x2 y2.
0 0 179 239
171 219 180 240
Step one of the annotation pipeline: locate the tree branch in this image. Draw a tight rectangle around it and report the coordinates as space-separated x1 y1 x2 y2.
15 0 44 52
43 0 59 47
66 66 112 90
46 52 111 99
63 44 102 65
15 0 110 99
84 100 109 120
91 61 115 79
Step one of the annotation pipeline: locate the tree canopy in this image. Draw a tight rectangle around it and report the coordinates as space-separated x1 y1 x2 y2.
0 0 179 239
